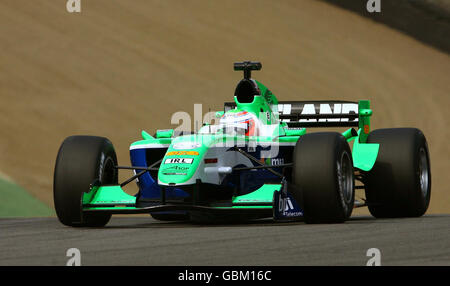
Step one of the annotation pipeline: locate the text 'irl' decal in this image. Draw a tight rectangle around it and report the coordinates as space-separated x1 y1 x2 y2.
164 158 193 164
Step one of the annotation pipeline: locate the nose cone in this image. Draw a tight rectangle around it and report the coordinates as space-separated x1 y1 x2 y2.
157 135 207 185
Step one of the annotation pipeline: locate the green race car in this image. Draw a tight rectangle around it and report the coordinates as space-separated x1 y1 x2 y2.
53 61 431 227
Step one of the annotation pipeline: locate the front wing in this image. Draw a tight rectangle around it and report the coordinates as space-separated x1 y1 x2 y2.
81 183 303 220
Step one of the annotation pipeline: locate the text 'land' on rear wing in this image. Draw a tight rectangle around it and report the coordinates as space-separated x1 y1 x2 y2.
224 100 368 128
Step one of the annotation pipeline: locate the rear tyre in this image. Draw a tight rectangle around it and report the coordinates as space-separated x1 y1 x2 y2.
365 128 431 218
54 136 117 227
290 132 354 223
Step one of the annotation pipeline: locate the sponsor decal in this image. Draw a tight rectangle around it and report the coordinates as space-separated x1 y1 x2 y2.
162 165 190 175
162 166 190 172
260 158 284 166
277 195 303 217
204 158 218 164
172 142 202 150
271 158 284 166
278 102 358 122
273 181 304 219
94 200 135 204
164 158 193 164
364 124 370 134
166 151 199 156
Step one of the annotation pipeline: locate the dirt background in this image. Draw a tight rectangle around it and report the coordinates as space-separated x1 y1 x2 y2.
0 0 448 214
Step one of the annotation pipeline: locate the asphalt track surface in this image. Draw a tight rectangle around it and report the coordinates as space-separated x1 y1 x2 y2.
0 215 449 266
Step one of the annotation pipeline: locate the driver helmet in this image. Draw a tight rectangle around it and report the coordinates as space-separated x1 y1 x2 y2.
219 110 259 136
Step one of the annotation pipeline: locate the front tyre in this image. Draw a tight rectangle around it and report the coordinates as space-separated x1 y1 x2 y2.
290 132 355 223
365 128 431 218
53 136 118 227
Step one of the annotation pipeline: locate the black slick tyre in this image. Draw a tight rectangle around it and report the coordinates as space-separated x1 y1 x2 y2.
54 136 117 227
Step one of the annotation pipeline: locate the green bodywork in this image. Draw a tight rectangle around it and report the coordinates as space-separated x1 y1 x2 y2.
82 80 379 213
83 185 136 206
231 184 280 204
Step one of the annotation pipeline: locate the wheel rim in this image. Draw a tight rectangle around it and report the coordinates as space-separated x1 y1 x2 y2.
102 157 116 184
337 152 353 204
418 148 429 198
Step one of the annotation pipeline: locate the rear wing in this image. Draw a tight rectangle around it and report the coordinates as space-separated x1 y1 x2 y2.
276 101 358 128
224 100 371 129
